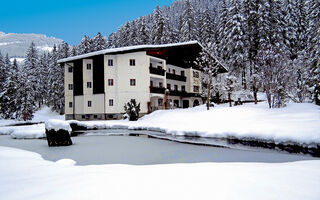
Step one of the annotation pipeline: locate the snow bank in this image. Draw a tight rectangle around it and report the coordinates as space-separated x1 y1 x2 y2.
0 124 46 139
45 119 71 133
71 102 320 146
0 146 319 200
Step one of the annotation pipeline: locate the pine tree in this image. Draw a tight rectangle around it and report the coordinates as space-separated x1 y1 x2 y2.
59 41 70 58
19 42 38 120
78 35 93 54
129 21 139 46
199 7 213 48
180 0 197 42
92 32 107 51
216 0 229 61
1 59 20 119
152 4 168 44
137 17 150 45
48 45 64 114
224 0 248 88
306 0 320 105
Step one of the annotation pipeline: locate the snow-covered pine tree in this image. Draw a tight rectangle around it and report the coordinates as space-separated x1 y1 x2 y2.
119 22 131 47
1 59 20 119
224 0 248 89
199 7 213 48
306 0 320 105
152 4 168 44
0 54 11 118
0 52 5 118
48 45 64 114
20 42 38 120
78 35 93 54
137 17 150 45
243 0 261 102
92 32 107 51
38 53 50 106
180 0 197 42
128 20 139 46
71 46 78 56
106 32 118 48
215 0 229 61
59 41 70 58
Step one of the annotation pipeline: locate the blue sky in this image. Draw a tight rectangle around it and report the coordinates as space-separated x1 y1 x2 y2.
0 0 175 45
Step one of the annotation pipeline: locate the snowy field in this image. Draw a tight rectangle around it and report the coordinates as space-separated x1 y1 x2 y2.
1 102 319 148
73 102 320 146
0 146 319 200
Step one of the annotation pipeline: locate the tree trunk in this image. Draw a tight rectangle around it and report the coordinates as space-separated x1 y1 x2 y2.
266 91 271 108
207 78 212 110
228 93 232 107
253 86 258 104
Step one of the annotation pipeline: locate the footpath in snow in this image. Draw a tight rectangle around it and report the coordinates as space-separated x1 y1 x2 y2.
0 146 319 200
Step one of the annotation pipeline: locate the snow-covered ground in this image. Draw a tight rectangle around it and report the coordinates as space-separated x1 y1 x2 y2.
0 106 64 127
73 102 320 146
1 103 319 147
0 146 319 200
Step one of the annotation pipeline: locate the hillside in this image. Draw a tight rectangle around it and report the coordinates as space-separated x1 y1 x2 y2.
0 31 63 58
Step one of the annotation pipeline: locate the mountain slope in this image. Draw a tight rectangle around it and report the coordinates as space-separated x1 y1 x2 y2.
0 31 63 57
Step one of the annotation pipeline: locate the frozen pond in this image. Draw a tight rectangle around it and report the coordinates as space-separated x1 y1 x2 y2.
0 134 317 165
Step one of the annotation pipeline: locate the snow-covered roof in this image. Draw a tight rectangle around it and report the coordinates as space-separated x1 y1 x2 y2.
58 41 228 72
58 41 198 63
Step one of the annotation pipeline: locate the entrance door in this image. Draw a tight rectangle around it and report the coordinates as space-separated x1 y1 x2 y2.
183 100 189 108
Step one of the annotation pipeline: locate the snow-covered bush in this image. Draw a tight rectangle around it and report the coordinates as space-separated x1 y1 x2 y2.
124 99 141 121
45 119 72 146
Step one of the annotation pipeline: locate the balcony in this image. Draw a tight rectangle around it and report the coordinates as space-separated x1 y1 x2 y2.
166 72 187 82
168 89 188 97
149 67 166 76
150 86 166 94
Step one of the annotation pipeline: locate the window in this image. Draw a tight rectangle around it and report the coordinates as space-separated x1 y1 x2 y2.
159 82 163 88
108 59 113 66
193 71 199 78
168 68 171 73
87 82 92 88
109 99 114 106
193 86 199 92
181 86 185 92
68 67 73 73
130 79 136 86
129 59 135 66
158 98 163 106
94 115 98 119
87 63 92 70
150 81 153 87
150 63 153 67
82 115 85 119
167 84 171 90
69 102 72 108
181 71 185 76
68 84 73 90
174 85 178 91
88 101 92 107
172 69 176 74
108 79 114 86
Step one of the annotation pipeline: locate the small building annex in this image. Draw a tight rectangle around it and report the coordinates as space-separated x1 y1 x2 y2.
58 41 227 120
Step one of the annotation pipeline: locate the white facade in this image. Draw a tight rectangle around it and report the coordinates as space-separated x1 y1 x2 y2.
60 42 225 120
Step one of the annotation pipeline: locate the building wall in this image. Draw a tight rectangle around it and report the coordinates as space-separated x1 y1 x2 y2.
65 63 73 115
186 68 202 94
104 51 151 115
